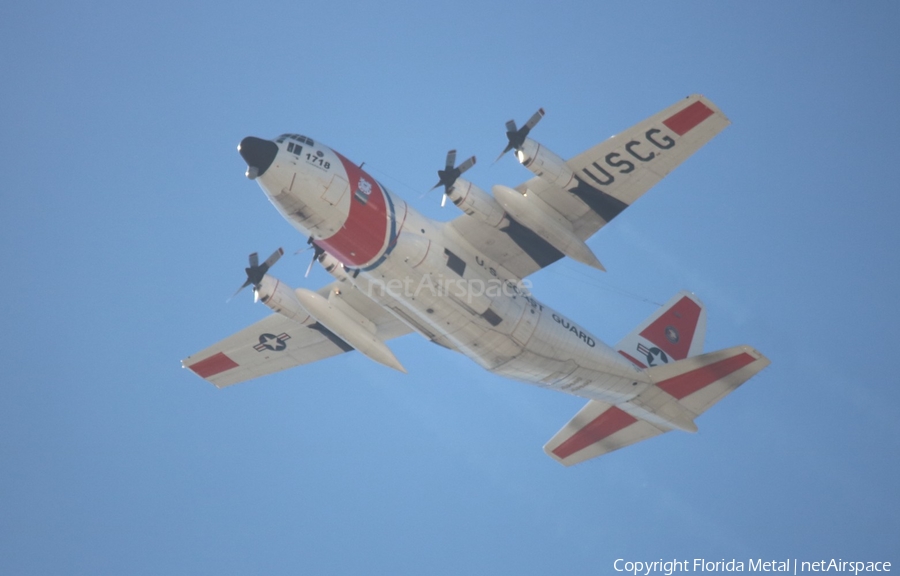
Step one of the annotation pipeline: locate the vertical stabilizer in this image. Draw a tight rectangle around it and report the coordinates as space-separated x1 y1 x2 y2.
615 291 706 368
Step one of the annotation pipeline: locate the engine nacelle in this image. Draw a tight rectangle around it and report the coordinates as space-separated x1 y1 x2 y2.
515 138 576 190
255 275 312 324
447 178 506 228
319 252 353 283
254 274 406 373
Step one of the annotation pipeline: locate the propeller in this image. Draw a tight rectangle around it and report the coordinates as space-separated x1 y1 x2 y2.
495 108 545 162
230 247 283 302
429 149 476 207
303 237 326 277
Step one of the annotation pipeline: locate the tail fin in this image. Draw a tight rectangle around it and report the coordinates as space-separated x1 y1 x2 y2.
615 291 707 368
544 345 770 466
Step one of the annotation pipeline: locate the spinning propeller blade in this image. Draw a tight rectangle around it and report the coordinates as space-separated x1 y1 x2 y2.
496 108 544 161
429 149 476 207
304 237 326 277
229 247 283 301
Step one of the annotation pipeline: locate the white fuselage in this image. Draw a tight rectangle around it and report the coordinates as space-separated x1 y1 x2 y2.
255 134 651 404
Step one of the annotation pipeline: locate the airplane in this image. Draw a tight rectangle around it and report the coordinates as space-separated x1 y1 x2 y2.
182 95 770 466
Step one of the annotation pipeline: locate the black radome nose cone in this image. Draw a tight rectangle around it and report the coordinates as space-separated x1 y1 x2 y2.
238 137 279 179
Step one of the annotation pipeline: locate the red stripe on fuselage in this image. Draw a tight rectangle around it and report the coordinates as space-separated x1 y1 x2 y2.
663 101 714 136
317 152 390 267
552 406 637 460
656 352 756 399
618 350 647 369
188 352 238 378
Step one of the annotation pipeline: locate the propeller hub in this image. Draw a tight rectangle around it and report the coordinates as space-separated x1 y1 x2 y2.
430 150 476 202
231 247 284 301
497 108 544 161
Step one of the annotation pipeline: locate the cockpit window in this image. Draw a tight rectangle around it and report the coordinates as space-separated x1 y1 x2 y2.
276 134 314 146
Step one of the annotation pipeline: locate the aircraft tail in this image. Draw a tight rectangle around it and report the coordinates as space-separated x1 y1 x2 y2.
544 345 769 466
615 290 707 368
544 292 768 466
642 345 769 419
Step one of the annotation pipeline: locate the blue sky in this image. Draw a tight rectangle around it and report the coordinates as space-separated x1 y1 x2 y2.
2 1 898 574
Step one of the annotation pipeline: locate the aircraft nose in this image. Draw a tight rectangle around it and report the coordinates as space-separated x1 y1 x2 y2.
238 136 279 179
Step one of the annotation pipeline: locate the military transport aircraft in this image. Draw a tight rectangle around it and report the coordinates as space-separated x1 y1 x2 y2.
182 95 769 466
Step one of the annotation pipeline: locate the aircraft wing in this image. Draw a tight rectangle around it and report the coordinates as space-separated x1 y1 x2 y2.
182 282 411 388
449 95 730 278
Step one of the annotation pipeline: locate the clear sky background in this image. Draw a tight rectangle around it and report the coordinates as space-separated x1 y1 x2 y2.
2 1 898 574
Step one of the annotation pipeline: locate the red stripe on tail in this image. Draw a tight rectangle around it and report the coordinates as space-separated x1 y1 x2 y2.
552 406 637 460
639 296 701 361
656 352 756 399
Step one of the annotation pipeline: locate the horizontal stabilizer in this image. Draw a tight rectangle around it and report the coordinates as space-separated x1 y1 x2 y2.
544 345 770 466
645 345 770 417
544 400 665 466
